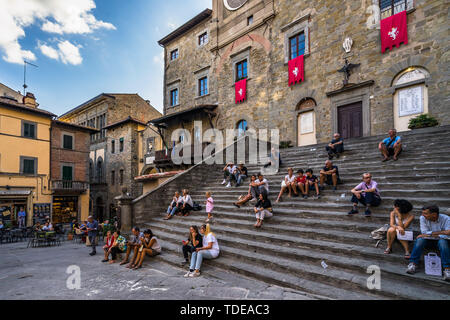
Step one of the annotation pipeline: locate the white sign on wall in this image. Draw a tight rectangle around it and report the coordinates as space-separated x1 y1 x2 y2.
398 86 423 117
300 111 314 134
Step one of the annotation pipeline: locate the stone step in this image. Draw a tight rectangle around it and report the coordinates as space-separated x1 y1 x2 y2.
147 222 449 300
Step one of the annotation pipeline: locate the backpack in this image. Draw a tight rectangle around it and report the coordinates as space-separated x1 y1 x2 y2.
192 202 202 211
370 224 389 248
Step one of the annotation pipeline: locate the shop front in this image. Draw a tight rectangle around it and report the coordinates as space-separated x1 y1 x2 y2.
0 190 32 228
52 196 79 224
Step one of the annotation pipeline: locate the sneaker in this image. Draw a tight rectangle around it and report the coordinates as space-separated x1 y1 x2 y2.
444 269 450 282
406 263 417 275
226 183 231 188
189 271 201 277
364 208 372 216
302 195 308 199
184 271 192 278
101 259 109 263
89 252 96 256
221 179 226 185
348 208 359 215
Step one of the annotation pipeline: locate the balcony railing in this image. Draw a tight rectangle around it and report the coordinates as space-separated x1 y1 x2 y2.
52 180 89 193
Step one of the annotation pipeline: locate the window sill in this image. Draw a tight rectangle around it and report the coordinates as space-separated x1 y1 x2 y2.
195 93 210 100
232 78 251 87
284 53 310 66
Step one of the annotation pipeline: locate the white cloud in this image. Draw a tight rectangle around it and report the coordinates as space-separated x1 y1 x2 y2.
167 22 177 30
0 0 115 64
153 50 164 66
38 40 83 65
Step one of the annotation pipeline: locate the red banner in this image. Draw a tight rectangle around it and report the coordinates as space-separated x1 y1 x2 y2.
380 10 408 53
288 55 304 86
235 79 247 104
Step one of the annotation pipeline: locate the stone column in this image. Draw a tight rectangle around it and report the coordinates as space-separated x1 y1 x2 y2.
114 188 134 234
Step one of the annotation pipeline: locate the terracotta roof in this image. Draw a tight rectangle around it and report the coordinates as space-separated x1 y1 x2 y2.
0 97 55 118
158 9 212 46
135 171 184 182
52 120 99 132
103 116 147 130
150 104 217 125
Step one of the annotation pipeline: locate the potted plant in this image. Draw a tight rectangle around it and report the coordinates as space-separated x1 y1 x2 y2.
408 114 439 130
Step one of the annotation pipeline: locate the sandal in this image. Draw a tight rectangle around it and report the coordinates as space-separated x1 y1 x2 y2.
404 253 411 259
133 265 142 270
384 248 392 254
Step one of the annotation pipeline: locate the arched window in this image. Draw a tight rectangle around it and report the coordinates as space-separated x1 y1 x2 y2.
296 98 317 147
97 157 103 182
392 67 429 132
237 120 248 137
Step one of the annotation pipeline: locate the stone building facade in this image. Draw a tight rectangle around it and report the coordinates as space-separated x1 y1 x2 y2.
157 0 449 148
58 94 161 221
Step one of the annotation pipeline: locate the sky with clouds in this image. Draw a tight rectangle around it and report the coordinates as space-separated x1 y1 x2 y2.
0 0 211 115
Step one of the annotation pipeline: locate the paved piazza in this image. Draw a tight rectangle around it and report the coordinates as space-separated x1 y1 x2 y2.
0 241 316 300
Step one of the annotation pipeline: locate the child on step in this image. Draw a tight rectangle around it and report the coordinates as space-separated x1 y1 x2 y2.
205 191 214 223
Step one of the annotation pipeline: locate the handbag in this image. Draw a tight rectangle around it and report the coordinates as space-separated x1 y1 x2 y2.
370 224 389 248
192 202 202 211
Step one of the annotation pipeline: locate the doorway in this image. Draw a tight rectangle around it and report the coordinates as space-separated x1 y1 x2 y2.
338 102 363 139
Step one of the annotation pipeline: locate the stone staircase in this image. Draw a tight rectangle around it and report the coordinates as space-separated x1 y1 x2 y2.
135 126 450 300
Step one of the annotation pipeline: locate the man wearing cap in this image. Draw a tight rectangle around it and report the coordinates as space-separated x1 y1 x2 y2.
86 216 99 256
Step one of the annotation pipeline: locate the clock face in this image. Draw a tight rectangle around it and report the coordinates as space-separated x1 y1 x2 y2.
223 0 248 11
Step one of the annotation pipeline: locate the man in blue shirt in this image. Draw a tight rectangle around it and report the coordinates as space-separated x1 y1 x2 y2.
86 216 99 256
406 205 450 282
18 207 26 228
378 129 402 162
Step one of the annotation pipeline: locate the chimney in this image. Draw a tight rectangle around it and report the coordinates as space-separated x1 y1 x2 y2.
23 92 37 108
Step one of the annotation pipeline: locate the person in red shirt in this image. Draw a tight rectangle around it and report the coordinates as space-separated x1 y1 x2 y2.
296 169 308 199
102 230 115 263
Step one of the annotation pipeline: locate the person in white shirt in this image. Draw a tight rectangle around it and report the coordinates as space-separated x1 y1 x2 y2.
255 173 269 195
276 167 298 203
185 224 220 278
132 229 161 270
164 191 183 220
222 163 238 188
181 189 194 216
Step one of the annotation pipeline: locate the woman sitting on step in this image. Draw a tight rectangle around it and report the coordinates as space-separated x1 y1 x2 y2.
185 224 220 278
254 191 273 228
384 199 414 258
233 175 258 208
276 167 298 203
131 229 162 270
164 191 183 220
180 189 194 216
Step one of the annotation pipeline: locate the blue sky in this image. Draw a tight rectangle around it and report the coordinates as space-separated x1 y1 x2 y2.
0 0 211 115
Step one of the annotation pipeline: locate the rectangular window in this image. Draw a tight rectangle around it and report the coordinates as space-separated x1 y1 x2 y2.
111 170 115 185
199 77 208 96
62 166 73 181
111 140 115 154
380 0 410 19
22 122 36 139
119 138 124 152
198 32 208 46
247 15 254 26
170 49 179 61
289 32 305 60
170 89 179 106
236 60 248 82
21 157 37 175
119 169 124 186
63 134 73 150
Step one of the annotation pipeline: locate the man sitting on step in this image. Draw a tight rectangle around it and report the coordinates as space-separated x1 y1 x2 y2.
319 160 340 191
120 227 144 268
326 133 344 160
222 162 238 188
348 173 381 216
406 205 450 282
379 129 402 162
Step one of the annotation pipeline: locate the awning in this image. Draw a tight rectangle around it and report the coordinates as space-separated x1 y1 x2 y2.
0 190 32 197
149 105 217 126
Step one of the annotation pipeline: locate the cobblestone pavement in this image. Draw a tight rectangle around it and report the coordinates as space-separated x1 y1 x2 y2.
0 241 318 300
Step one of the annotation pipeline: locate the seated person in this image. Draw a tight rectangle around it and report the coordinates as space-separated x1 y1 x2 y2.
33 221 42 232
264 147 282 168
255 173 269 197
406 205 450 282
222 163 238 188
164 191 183 220
236 163 248 187
385 199 414 257
348 173 381 216
320 160 340 191
181 226 203 266
180 189 194 216
305 169 320 199
102 230 115 263
42 222 51 231
254 192 273 228
131 229 162 270
120 227 144 267
276 167 297 203
326 133 344 160
379 129 402 162
296 169 308 199
109 231 127 264
185 224 220 278
233 175 258 208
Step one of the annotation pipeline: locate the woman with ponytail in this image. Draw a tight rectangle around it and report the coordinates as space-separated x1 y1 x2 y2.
184 224 220 278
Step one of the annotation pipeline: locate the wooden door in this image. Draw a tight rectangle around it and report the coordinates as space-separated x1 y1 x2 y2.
338 102 363 139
